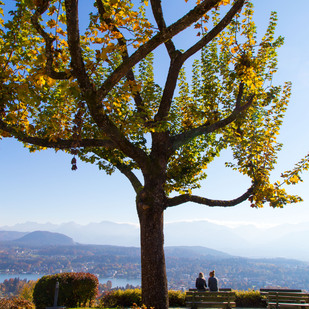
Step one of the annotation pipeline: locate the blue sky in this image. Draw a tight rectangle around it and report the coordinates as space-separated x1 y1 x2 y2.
1 0 309 228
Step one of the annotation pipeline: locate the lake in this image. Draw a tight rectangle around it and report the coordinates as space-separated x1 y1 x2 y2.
0 274 141 288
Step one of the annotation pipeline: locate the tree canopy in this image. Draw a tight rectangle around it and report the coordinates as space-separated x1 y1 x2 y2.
0 0 301 207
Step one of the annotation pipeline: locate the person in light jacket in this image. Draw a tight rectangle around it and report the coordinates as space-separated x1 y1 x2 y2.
208 270 218 291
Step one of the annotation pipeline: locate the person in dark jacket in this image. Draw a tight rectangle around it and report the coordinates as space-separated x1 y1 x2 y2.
208 270 218 291
195 272 207 291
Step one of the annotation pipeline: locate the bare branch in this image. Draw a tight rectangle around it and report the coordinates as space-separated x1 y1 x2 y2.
167 184 254 207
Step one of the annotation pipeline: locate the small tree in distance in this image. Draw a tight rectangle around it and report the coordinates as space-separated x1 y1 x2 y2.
19 280 37 302
0 0 302 308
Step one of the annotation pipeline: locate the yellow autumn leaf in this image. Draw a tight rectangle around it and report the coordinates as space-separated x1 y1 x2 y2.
133 23 140 31
60 39 68 47
46 77 56 87
46 19 57 28
231 46 239 54
56 28 66 36
94 37 105 44
289 175 299 183
35 75 46 86
219 0 230 5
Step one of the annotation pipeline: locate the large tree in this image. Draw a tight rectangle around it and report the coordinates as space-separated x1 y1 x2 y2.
0 0 302 308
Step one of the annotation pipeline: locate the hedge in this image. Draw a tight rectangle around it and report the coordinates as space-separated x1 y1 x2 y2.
99 288 266 308
99 289 186 308
33 272 98 309
235 289 266 308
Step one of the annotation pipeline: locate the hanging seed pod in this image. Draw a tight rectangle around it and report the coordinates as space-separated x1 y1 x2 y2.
70 101 85 171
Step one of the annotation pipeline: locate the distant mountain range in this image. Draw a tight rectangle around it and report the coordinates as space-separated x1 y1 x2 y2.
0 230 75 247
0 231 27 241
0 230 232 259
0 220 309 261
12 231 75 247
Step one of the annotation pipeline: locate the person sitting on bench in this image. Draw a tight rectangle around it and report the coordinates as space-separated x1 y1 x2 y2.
196 272 207 291
208 270 218 291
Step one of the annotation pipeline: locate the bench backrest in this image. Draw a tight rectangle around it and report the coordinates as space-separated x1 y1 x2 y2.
189 288 232 292
186 291 236 304
261 289 303 293
267 292 309 304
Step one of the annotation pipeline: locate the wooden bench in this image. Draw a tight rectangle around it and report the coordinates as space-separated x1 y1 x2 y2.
189 288 232 292
185 291 236 309
266 291 309 309
260 289 303 295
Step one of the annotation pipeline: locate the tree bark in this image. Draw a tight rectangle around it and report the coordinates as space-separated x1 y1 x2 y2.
137 189 168 309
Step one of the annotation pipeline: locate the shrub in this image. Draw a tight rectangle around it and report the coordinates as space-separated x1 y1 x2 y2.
0 297 35 309
235 289 266 308
168 290 186 307
100 289 142 307
18 280 37 302
99 289 186 308
100 288 266 308
33 272 98 309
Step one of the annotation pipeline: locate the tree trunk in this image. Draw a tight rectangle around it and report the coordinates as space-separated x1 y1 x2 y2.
137 191 169 309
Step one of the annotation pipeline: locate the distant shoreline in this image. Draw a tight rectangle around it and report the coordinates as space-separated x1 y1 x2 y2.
0 273 141 287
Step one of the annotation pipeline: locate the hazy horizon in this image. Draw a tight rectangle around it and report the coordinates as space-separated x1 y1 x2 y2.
1 219 309 262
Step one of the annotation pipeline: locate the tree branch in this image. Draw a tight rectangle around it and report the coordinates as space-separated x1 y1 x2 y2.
0 119 116 149
64 1 149 166
154 0 245 123
95 0 145 118
181 0 245 61
149 0 176 58
115 163 143 194
236 82 244 108
64 0 95 91
30 0 70 80
170 94 255 152
97 0 224 102
167 184 254 207
154 52 183 123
